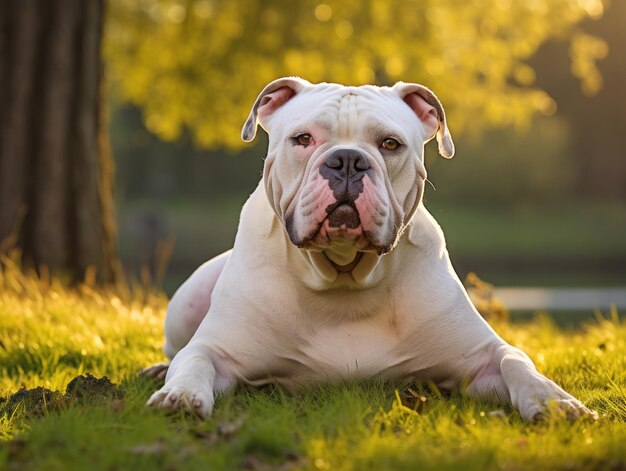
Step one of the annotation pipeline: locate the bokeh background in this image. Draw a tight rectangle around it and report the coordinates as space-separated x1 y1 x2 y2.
3 0 623 298
103 0 626 294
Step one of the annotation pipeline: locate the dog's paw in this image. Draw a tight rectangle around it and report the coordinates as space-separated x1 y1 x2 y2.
516 379 597 423
147 379 214 418
139 363 169 382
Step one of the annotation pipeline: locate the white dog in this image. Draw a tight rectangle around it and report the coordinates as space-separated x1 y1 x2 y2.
144 77 593 422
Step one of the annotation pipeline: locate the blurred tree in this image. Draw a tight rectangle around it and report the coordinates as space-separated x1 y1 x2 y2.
105 0 608 149
533 0 626 198
0 0 117 282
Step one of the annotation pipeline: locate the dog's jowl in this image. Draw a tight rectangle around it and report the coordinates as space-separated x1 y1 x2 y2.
144 77 595 422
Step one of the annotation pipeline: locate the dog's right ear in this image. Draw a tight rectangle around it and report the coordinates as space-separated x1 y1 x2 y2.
241 77 310 142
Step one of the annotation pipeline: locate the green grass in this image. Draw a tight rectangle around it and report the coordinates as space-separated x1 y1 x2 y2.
1 259 626 470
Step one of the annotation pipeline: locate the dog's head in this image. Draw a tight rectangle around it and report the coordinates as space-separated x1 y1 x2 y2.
242 77 454 268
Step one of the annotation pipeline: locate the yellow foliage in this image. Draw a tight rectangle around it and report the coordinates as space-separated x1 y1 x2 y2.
105 0 608 149
465 272 509 323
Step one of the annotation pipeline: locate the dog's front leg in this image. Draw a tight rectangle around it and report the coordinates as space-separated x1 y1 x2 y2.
147 342 221 418
466 343 596 422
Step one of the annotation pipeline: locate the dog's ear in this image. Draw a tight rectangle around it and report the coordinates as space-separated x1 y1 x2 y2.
242 77 310 142
393 82 454 158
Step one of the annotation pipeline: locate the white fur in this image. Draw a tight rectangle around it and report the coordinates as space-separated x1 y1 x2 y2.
146 80 593 422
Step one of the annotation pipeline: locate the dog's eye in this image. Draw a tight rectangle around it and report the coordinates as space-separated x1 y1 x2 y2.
381 138 401 151
293 133 313 147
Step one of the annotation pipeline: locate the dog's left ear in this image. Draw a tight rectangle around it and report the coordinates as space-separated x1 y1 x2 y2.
393 82 454 158
242 76 311 142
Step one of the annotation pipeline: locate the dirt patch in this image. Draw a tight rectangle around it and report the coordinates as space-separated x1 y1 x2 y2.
0 373 125 418
65 373 125 402
0 386 62 418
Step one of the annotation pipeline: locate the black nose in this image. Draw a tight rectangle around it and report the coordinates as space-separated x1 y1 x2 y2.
320 149 371 201
324 149 371 176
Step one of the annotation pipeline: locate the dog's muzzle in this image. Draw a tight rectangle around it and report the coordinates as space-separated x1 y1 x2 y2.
284 146 394 254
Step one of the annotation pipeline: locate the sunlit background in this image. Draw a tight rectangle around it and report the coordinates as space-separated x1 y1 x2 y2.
104 0 625 304
2 2 626 465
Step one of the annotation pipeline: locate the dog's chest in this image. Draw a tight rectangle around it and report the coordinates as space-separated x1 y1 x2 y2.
295 319 406 379
223 315 417 387
226 284 446 385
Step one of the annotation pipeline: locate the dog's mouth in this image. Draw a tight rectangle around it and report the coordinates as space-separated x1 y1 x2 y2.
326 203 361 229
288 200 391 258
319 203 364 243
319 204 365 273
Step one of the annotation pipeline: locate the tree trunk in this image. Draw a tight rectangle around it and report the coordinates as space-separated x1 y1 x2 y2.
0 0 117 282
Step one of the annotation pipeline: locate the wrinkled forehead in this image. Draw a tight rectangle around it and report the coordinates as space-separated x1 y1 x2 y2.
270 84 420 138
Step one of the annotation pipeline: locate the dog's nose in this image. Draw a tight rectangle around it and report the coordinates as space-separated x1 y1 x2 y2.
320 149 371 201
323 149 371 177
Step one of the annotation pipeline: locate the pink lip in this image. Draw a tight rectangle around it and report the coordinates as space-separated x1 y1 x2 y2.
314 217 364 245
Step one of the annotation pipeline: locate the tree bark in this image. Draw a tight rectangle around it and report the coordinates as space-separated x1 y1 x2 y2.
0 0 117 282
